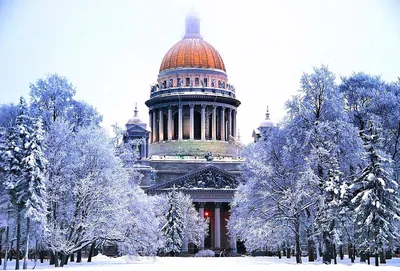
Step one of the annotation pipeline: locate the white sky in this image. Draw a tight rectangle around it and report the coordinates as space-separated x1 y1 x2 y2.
0 0 399 143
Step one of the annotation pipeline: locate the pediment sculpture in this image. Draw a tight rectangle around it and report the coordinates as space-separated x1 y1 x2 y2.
174 170 238 189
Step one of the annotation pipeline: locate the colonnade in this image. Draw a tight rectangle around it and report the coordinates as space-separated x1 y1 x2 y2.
149 104 237 143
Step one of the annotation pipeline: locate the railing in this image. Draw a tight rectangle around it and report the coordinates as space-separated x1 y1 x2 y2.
150 86 236 99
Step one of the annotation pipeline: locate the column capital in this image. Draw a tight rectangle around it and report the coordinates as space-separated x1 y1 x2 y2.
201 104 207 109
199 202 206 208
189 103 195 109
215 202 222 208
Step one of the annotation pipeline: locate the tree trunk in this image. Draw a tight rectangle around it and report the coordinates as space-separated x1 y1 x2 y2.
282 245 286 257
0 229 3 266
278 249 281 259
15 210 21 270
339 245 344 260
59 254 64 267
332 244 337 265
40 251 44 263
3 225 9 271
54 252 59 267
380 251 386 264
295 220 302 264
375 253 379 266
367 252 370 265
348 244 353 261
315 241 321 261
386 250 392 259
60 254 68 267
23 217 30 269
308 238 314 262
360 251 365 262
286 247 291 258
88 242 96 262
64 254 69 265
77 250 82 263
50 252 55 265
70 253 75 262
322 232 331 264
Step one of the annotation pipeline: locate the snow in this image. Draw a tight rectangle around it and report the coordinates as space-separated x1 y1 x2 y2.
11 256 400 271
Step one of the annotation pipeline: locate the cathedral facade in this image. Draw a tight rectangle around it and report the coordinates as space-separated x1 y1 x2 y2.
125 12 243 253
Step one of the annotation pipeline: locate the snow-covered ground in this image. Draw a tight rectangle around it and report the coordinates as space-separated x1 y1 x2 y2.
5 255 400 270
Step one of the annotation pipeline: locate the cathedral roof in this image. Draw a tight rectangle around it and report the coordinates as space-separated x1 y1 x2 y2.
126 103 146 128
159 12 226 73
259 107 275 128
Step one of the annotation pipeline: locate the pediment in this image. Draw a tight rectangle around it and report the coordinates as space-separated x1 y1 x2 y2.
146 166 239 192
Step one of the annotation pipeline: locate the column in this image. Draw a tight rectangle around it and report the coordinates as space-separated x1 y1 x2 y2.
145 142 148 157
227 108 232 139
232 109 236 138
220 107 225 141
167 106 172 140
215 202 221 249
212 105 217 140
145 137 149 158
199 202 205 250
178 105 183 140
140 143 144 160
189 104 194 140
159 109 164 141
149 110 152 143
152 110 157 142
201 105 206 140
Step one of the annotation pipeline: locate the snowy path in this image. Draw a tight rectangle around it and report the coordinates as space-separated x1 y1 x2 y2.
6 255 400 270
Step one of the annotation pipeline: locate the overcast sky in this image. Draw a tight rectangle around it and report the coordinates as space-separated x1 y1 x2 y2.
0 0 399 143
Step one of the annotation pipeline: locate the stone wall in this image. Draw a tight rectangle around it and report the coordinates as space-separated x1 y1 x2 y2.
149 140 240 157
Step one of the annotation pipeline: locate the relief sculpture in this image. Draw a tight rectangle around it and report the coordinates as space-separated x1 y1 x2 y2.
175 170 238 189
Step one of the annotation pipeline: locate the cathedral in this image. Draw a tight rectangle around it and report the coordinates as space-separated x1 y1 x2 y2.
124 12 270 254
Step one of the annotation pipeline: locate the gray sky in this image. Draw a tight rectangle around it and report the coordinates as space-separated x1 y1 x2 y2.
0 0 399 143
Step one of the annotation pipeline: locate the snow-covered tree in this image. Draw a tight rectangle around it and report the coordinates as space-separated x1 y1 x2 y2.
178 192 208 248
117 187 164 256
29 74 102 131
1 97 48 270
42 124 132 266
350 120 400 266
161 186 184 256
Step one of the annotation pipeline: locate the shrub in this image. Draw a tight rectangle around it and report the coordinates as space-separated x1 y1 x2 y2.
195 250 215 257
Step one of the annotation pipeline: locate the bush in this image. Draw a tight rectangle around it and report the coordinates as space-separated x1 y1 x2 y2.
195 250 215 257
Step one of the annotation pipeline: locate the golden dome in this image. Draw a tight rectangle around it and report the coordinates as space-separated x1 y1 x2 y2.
159 38 226 73
159 12 226 73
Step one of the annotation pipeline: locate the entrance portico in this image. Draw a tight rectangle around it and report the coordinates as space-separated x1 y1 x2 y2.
146 165 239 252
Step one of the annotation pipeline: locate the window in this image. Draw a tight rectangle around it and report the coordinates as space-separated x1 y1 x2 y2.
204 78 208 87
169 79 173 88
177 78 182 87
195 78 199 86
211 79 215 87
186 78 190 87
